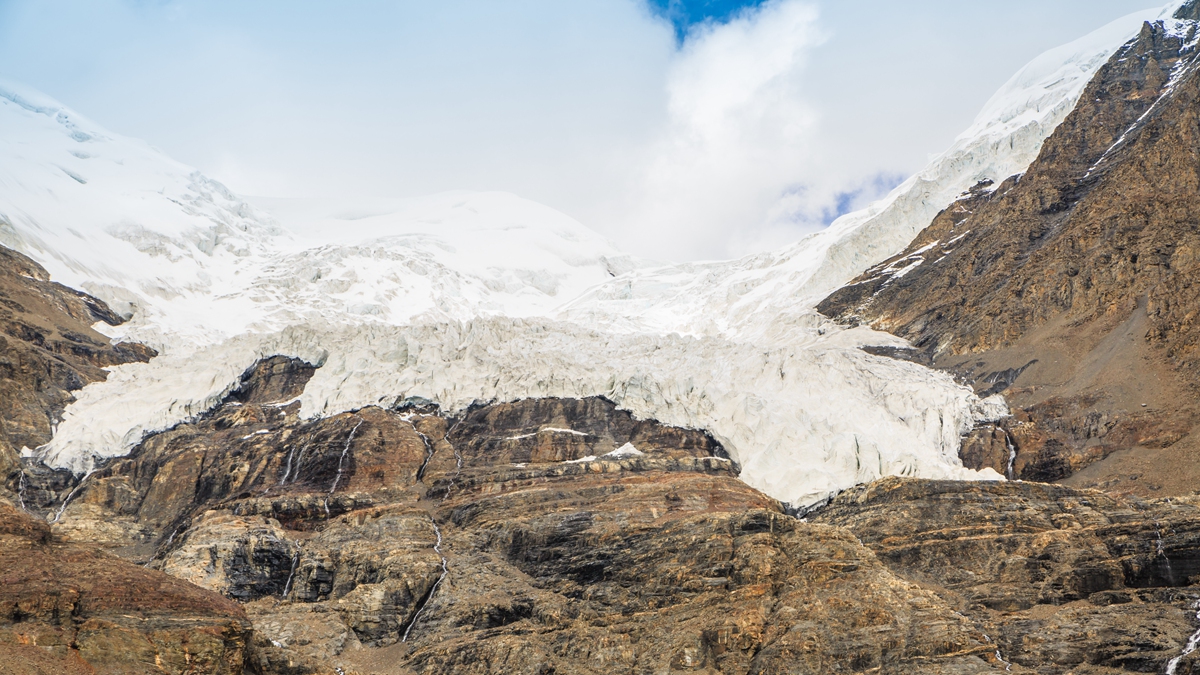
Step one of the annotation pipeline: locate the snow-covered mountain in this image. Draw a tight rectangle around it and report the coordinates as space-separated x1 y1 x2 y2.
557 6 1171 344
1 6 1175 506
0 81 635 350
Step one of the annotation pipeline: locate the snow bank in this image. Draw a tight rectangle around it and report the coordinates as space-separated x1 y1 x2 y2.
0 77 636 350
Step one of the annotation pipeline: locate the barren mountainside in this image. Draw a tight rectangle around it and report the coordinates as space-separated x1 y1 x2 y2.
820 6 1200 497
11 347 1200 674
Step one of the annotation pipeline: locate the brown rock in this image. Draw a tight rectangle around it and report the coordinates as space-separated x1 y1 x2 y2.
48 358 1003 673
815 477 1200 674
0 243 154 512
0 502 251 674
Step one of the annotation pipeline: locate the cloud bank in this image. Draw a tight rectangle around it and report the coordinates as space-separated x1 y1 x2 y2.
0 0 1159 261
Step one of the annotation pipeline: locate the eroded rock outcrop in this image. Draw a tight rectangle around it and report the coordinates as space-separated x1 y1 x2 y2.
0 243 154 510
19 348 1200 674
42 358 1011 674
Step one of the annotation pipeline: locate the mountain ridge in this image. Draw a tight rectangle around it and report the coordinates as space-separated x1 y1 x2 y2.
819 12 1200 496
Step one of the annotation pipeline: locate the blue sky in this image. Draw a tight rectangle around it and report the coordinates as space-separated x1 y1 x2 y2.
0 0 1164 260
649 0 765 40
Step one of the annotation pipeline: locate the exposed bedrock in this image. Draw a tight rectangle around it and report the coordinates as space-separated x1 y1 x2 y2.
815 477 1200 674
819 16 1200 494
0 244 154 509
34 356 1015 674
25 355 1200 673
0 501 251 674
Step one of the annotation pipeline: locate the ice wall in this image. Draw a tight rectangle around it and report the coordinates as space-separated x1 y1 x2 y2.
40 317 1007 507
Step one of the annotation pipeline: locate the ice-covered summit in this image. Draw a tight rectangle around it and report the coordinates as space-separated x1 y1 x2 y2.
0 78 284 344
0 78 637 350
4 6 1175 506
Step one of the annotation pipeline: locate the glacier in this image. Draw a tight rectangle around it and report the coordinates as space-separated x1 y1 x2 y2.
2 6 1176 507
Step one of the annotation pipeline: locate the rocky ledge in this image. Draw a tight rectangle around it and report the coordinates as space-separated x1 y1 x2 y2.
815 477 1200 674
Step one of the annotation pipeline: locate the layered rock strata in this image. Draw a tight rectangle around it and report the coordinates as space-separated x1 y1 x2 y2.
46 359 1013 674
815 477 1200 674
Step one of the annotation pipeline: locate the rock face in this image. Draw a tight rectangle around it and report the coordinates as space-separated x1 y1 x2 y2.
0 501 251 674
9 356 1191 671
6 11 1200 675
47 358 1015 674
819 11 1200 494
0 243 154 507
814 477 1200 674
36 354 1200 674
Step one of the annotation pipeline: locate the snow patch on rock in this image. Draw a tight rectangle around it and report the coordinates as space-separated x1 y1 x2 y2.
606 443 645 459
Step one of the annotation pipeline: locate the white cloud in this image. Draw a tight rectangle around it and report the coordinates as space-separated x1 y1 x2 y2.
0 0 1161 262
611 0 825 260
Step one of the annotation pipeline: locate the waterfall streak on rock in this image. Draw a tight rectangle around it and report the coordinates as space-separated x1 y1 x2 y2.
1156 520 1178 585
16 471 27 512
1166 600 1200 675
984 634 1013 672
324 420 362 516
280 445 298 485
1005 434 1017 480
291 441 310 484
401 518 448 643
413 423 435 482
144 527 180 568
282 547 302 599
51 470 94 524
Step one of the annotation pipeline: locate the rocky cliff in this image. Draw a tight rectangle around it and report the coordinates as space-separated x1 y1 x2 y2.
815 477 1200 674
19 352 1196 674
46 360 1002 674
0 245 153 483
819 10 1200 495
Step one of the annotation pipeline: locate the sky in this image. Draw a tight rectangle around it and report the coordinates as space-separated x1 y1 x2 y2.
0 0 1167 261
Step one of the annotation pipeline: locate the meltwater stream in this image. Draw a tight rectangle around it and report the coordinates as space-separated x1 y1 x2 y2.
16 471 27 512
1166 600 1200 675
401 517 449 643
282 546 302 599
324 419 363 516
52 470 94 524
